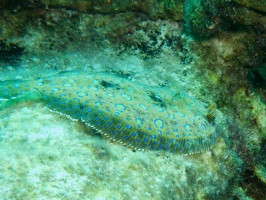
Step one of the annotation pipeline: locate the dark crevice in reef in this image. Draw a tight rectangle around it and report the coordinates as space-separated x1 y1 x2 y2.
0 40 24 65
247 68 266 89
247 66 266 103
241 168 266 199
0 0 45 12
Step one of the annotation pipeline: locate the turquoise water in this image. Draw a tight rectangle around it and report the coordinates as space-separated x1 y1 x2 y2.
0 1 265 199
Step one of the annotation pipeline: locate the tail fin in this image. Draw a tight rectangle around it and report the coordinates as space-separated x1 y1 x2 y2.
0 79 41 108
0 79 29 100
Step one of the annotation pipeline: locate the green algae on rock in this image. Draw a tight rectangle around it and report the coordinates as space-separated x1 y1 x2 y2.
184 0 221 39
0 71 219 154
233 0 266 13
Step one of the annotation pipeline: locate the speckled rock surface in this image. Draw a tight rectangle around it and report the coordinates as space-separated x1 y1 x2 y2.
0 102 235 199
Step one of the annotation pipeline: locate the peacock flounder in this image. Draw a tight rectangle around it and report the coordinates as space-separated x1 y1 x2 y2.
0 71 219 154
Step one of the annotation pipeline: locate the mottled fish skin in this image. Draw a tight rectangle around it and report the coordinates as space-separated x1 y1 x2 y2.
0 71 219 154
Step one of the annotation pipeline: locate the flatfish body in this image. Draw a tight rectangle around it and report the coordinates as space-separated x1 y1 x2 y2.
0 71 219 154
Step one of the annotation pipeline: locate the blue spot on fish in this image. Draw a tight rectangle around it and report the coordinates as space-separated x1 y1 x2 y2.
0 71 219 154
154 118 164 128
120 93 132 101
